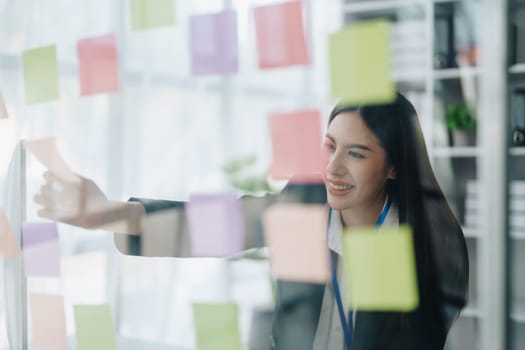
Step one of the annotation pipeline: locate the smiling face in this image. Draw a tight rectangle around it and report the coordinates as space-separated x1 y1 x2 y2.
323 112 396 213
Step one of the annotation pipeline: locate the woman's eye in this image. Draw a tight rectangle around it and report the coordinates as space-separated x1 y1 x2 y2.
348 151 364 159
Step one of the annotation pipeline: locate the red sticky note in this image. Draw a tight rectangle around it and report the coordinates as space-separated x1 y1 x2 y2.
253 1 309 69
269 109 324 183
77 34 119 95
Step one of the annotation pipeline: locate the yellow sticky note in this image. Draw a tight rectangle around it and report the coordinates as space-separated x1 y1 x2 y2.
342 225 419 311
329 20 395 105
193 303 242 350
263 204 330 283
130 0 176 30
74 304 117 350
22 45 60 104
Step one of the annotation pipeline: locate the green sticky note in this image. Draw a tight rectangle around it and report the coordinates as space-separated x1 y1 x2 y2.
74 304 117 350
130 0 175 30
193 303 242 350
22 45 60 104
342 225 419 311
329 20 396 105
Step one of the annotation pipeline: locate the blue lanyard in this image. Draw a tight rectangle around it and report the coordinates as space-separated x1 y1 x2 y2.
328 196 392 350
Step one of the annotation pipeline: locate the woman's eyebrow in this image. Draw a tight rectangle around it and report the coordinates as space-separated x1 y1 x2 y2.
325 134 372 151
345 144 372 151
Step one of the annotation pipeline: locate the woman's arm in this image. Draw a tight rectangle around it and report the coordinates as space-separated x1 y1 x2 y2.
114 195 273 257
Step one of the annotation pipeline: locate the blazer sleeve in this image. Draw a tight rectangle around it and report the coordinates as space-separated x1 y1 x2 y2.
113 195 273 257
113 183 327 258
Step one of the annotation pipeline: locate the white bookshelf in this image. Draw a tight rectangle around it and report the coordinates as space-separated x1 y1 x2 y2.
343 0 425 14
511 302 525 323
510 147 525 156
341 1 512 349
432 146 480 158
462 226 481 239
433 67 482 80
461 304 482 319
510 63 525 75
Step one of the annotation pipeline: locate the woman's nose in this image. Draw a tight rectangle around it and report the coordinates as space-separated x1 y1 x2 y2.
326 153 346 177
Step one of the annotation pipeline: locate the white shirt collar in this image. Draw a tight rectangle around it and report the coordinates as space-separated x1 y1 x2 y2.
327 201 399 256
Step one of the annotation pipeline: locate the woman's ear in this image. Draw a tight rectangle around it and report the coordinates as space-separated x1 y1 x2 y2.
387 166 397 180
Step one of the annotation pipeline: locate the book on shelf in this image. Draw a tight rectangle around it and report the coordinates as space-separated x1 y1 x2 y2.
511 7 525 65
464 180 525 233
466 180 525 196
390 20 427 80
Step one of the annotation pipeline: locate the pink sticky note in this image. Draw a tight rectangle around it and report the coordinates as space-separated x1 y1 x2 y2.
253 1 310 69
22 222 61 277
77 34 119 95
190 10 238 75
186 193 245 257
30 293 67 350
0 90 8 119
263 204 329 283
269 109 324 183
0 209 21 259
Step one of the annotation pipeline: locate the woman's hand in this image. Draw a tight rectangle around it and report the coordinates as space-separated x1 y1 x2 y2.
34 171 144 234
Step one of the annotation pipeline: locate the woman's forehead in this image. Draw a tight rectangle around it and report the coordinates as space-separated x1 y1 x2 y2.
327 112 381 146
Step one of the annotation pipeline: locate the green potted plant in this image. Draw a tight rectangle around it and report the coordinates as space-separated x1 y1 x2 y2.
221 154 275 196
446 103 477 146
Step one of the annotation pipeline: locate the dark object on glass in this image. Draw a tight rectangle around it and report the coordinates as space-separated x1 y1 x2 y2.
434 11 456 69
511 89 525 145
446 104 476 146
511 10 525 64
513 128 525 146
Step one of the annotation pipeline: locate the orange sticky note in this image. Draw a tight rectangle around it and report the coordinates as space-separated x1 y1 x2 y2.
253 1 309 69
263 203 329 283
269 109 324 183
78 34 119 95
30 293 67 350
0 208 21 259
0 90 8 119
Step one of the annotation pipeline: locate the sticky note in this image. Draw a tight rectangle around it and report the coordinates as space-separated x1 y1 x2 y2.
0 208 21 259
193 303 242 350
342 225 419 311
263 204 329 283
329 20 395 105
30 293 67 350
24 137 80 183
253 1 309 69
190 10 238 75
22 222 61 277
186 193 244 257
0 90 8 119
78 34 119 95
130 0 175 30
74 304 117 350
22 45 60 104
269 109 324 183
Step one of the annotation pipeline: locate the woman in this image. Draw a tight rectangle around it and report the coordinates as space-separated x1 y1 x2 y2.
308 93 469 349
35 93 468 349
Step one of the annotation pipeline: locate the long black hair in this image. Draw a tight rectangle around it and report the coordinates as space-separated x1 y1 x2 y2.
329 93 469 346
